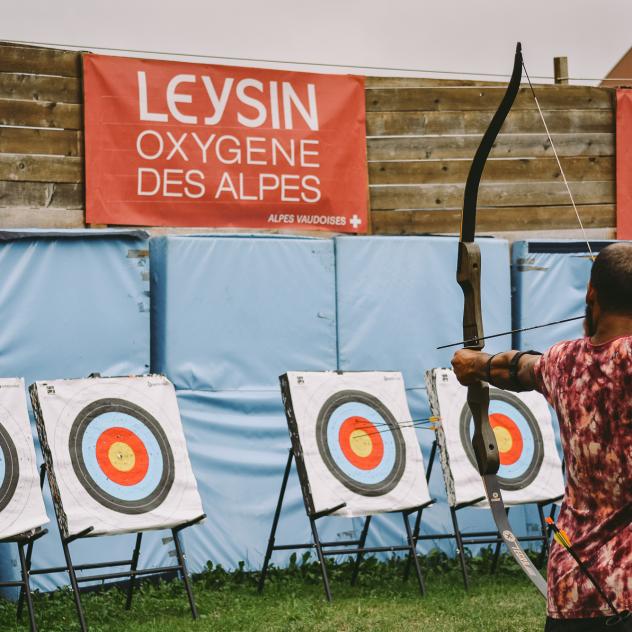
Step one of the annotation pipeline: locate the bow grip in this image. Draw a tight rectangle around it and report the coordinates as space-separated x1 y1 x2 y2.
456 241 484 350
467 381 500 474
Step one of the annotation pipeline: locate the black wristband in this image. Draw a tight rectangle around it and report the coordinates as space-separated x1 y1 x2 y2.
484 353 500 385
508 350 542 390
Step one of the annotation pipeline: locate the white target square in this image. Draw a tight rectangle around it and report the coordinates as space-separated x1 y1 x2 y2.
0 378 48 539
425 368 564 508
30 376 204 537
281 371 431 518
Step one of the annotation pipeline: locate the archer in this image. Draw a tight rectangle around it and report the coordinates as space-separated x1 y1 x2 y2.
452 243 632 631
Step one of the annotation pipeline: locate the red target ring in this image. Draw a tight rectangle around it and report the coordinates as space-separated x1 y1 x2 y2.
338 416 384 470
490 413 523 466
96 427 149 486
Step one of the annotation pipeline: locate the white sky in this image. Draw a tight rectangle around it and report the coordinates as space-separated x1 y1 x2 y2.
1 0 630 83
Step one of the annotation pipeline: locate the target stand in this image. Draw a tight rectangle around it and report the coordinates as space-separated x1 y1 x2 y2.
28 375 206 632
258 371 434 601
0 378 51 632
412 368 566 590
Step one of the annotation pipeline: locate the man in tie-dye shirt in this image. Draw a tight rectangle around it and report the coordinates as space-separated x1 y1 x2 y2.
452 243 632 631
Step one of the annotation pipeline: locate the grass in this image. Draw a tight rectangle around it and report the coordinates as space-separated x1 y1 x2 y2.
0 550 547 631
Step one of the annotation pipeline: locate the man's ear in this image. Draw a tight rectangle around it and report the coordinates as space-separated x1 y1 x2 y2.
586 281 596 305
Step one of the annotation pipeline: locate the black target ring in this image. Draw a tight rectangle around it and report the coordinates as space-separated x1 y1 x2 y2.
459 389 544 491
0 422 19 513
315 389 406 496
69 398 175 514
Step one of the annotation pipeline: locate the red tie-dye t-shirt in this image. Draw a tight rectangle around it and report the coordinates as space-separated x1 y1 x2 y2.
533 336 632 619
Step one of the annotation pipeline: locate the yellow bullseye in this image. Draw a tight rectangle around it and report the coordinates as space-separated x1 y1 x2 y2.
108 441 136 472
493 426 513 453
349 429 373 458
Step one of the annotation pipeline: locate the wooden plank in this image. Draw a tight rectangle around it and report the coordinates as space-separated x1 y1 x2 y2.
371 204 615 234
0 128 82 156
0 98 81 129
0 72 81 103
369 156 614 185
0 154 83 182
366 109 613 136
0 207 84 228
0 44 81 77
0 181 83 209
367 133 614 161
369 180 614 210
365 85 613 112
365 76 507 87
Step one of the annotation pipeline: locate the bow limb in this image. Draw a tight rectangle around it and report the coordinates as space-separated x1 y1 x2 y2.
456 42 548 598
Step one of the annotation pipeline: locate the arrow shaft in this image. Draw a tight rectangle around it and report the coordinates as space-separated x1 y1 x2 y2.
437 315 584 350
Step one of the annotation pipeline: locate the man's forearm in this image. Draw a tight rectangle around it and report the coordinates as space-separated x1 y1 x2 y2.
451 349 539 391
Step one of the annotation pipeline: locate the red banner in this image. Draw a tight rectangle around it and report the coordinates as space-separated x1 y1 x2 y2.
83 54 368 232
617 89 632 238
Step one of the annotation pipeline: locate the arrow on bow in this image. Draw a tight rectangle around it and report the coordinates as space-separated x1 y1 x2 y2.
456 42 548 597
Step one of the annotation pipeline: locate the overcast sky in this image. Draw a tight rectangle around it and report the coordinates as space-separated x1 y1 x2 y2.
1 0 630 83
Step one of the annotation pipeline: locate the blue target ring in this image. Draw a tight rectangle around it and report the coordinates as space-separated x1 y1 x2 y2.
69 399 175 514
459 389 544 491
316 390 406 496
80 412 164 502
325 402 397 485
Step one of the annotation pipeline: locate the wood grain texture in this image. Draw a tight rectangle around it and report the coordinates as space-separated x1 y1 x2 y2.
0 72 82 103
0 206 84 228
365 85 614 112
0 98 82 129
365 76 508 87
369 180 614 210
371 204 615 234
366 109 613 136
0 44 81 77
369 156 614 185
0 181 83 209
0 154 83 182
0 128 82 156
367 133 614 161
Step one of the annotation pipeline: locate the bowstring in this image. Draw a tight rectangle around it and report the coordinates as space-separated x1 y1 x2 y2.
521 60 595 262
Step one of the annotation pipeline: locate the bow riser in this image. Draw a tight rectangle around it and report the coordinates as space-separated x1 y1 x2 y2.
457 241 500 475
456 241 485 350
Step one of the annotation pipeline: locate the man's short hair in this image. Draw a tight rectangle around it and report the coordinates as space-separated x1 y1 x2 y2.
590 243 632 313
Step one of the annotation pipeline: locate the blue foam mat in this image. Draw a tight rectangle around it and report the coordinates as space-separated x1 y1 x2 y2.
0 231 162 595
511 240 615 351
150 235 337 391
335 236 512 388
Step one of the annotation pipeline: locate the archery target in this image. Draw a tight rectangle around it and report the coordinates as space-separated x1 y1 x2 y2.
69 399 174 514
425 368 564 508
282 371 431 517
0 378 48 539
30 376 203 537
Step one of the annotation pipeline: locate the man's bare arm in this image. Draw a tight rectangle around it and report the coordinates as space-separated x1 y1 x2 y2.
451 349 539 391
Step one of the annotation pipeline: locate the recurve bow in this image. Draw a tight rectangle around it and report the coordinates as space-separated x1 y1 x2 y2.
456 41 548 598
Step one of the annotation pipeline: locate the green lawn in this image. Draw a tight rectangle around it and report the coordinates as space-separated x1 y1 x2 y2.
0 553 547 631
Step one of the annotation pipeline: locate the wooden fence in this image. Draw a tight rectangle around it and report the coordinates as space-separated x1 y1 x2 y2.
0 42 617 235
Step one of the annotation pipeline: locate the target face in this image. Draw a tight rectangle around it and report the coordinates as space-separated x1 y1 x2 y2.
0 379 48 539
30 376 204 537
282 372 431 517
69 398 175 514
316 390 407 496
0 422 19 513
459 389 544 491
